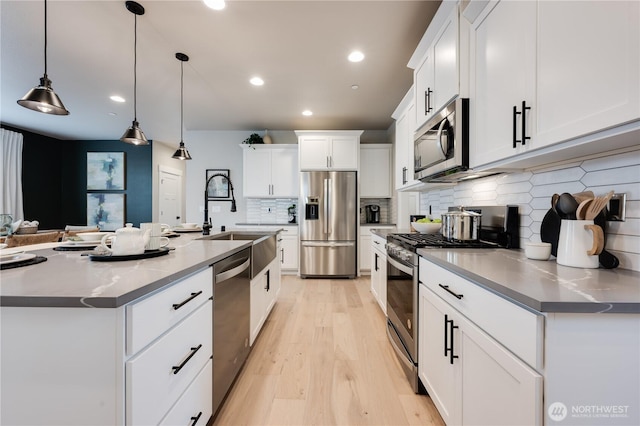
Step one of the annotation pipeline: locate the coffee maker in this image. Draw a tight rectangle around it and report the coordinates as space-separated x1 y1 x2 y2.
365 205 380 223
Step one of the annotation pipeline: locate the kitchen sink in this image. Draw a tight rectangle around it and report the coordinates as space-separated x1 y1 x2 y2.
199 232 277 278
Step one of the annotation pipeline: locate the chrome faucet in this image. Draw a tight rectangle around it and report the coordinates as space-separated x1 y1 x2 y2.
203 173 237 235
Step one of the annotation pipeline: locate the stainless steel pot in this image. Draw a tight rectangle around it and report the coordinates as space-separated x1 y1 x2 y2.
441 208 481 241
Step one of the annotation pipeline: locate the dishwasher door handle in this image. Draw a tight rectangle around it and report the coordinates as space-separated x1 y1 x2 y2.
215 258 250 283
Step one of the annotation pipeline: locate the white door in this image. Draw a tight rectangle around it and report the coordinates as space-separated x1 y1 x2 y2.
271 148 298 197
470 0 536 168
159 168 182 227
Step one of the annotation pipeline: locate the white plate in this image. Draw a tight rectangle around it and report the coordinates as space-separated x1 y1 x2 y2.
0 250 24 260
62 241 102 247
173 227 202 233
0 252 36 265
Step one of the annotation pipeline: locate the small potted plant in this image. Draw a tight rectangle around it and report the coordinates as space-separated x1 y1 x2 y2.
242 133 264 146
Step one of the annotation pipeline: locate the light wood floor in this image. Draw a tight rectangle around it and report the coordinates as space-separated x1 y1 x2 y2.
213 275 445 426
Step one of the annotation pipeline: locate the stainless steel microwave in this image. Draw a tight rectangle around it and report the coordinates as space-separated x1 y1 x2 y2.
414 97 470 182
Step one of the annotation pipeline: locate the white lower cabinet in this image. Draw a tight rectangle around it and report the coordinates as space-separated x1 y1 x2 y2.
250 257 280 345
127 301 213 425
160 360 212 426
360 233 372 273
418 259 543 426
0 267 214 426
278 227 299 273
370 233 387 314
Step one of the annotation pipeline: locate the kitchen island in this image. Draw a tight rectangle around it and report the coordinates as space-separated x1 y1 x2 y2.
417 248 640 425
0 232 274 425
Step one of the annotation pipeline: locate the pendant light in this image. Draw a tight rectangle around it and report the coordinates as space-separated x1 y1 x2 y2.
172 53 192 160
120 1 148 145
17 0 69 115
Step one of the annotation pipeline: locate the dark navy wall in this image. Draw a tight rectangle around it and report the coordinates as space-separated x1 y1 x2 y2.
1 124 152 229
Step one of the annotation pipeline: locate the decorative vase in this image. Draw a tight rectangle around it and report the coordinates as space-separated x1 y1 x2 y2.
263 129 272 144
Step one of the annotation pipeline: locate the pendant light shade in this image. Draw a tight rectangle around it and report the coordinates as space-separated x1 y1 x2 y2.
17 0 69 115
172 52 192 160
121 1 148 145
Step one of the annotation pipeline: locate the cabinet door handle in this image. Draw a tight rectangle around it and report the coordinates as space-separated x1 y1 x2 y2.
438 283 463 299
402 167 407 185
172 344 203 374
513 105 521 148
172 291 203 310
449 319 459 365
190 412 203 426
425 88 433 114
374 253 379 271
521 100 531 146
444 314 450 357
281 247 284 263
265 270 270 292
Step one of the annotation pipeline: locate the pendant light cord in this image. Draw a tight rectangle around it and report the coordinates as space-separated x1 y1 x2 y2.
180 59 184 142
133 13 138 122
43 0 48 78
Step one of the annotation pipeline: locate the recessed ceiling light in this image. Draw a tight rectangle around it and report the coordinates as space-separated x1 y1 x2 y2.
203 0 225 10
351 84 359 90
110 95 125 103
250 77 264 86
108 112 117 116
348 50 365 62
302 110 313 116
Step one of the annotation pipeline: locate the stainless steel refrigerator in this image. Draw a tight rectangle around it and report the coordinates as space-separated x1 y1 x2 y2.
299 170 357 278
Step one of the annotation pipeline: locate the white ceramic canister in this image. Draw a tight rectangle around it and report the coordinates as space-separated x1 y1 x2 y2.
556 219 603 268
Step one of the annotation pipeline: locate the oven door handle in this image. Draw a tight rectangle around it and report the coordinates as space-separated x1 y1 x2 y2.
387 256 414 276
386 322 415 370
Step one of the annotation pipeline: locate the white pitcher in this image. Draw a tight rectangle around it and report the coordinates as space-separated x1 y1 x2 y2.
100 223 151 256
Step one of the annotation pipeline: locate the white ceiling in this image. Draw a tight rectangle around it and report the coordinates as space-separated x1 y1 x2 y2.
1 0 440 142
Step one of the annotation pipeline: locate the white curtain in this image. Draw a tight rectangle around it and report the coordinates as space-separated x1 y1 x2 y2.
1 128 24 220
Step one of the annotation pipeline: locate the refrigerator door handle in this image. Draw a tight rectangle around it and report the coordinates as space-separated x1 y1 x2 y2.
323 178 331 234
301 241 355 248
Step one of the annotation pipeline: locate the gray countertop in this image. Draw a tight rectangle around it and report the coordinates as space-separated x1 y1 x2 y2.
0 233 252 308
418 248 640 314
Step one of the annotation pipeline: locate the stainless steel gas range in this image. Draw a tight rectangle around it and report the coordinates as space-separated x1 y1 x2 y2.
385 205 520 393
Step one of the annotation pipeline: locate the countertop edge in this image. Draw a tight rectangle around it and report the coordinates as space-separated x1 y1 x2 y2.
418 249 640 314
0 241 252 309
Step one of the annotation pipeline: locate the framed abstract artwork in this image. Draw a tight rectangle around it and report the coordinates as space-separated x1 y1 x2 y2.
87 193 125 231
206 169 231 199
87 152 125 190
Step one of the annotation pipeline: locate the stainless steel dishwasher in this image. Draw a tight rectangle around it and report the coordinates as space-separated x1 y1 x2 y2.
212 247 251 416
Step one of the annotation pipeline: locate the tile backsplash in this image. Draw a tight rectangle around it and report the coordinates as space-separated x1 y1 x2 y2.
245 198 297 224
419 149 640 271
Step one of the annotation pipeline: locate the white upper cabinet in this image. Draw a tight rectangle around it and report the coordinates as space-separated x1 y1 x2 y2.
360 144 392 198
535 1 640 144
242 145 298 198
392 88 421 190
296 130 362 171
469 0 640 169
413 4 459 129
469 0 536 167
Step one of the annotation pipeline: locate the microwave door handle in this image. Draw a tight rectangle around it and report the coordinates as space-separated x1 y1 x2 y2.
437 118 448 158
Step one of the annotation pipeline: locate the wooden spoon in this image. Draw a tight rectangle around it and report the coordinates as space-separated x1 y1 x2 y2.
551 193 560 212
572 191 595 204
585 190 615 220
576 199 593 220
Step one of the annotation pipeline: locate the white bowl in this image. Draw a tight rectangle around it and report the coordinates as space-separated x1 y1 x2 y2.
412 221 442 233
181 223 199 229
76 231 111 242
524 242 552 260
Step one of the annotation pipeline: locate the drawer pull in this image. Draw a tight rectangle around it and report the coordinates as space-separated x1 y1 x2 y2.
190 411 203 426
438 284 463 300
172 344 202 375
172 291 203 310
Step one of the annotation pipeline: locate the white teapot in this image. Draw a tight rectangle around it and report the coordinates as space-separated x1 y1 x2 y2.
100 223 150 256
